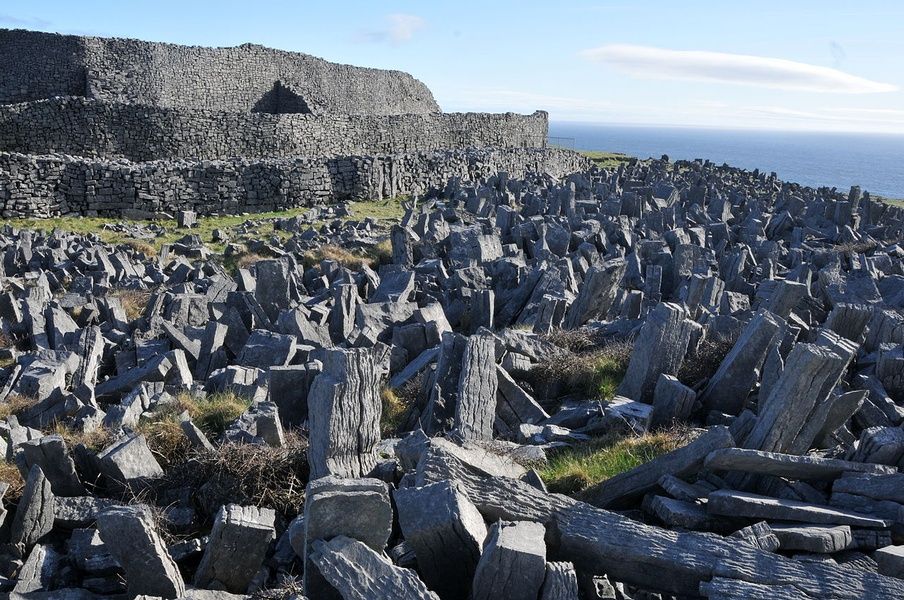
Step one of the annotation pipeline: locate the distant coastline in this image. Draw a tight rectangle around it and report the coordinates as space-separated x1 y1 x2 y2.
550 121 904 200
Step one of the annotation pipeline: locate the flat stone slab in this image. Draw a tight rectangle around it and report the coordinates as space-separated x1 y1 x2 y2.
833 472 904 504
707 490 893 529
770 524 853 553
704 447 895 480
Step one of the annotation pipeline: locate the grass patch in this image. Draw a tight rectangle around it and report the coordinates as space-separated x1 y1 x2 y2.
527 339 631 402
0 460 25 501
111 289 152 321
164 437 308 522
380 388 407 437
302 244 376 270
539 429 688 495
158 391 251 439
582 151 634 169
876 195 904 208
0 395 37 420
348 197 407 222
51 423 114 454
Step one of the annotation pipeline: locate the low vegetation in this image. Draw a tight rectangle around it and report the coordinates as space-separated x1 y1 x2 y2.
302 244 376 270
0 394 36 420
582 151 635 169
527 337 632 403
0 459 24 501
111 289 152 321
539 428 690 495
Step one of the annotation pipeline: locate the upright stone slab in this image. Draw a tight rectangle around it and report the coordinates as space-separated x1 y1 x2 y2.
10 465 54 548
743 343 846 453
307 348 381 479
472 520 547 600
563 258 626 329
700 310 782 414
310 536 439 600
618 303 700 402
302 476 393 600
650 374 697 429
194 504 276 594
454 333 498 441
254 258 292 322
96 505 185 599
394 480 488 600
540 562 580 600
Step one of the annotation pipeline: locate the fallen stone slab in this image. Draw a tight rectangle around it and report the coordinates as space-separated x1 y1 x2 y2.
96 504 185 599
833 472 904 504
650 374 696 429
704 447 896 480
12 544 61 594
582 426 733 509
53 496 121 529
643 494 727 531
394 480 487 599
562 258 626 329
472 520 547 600
194 504 276 594
770 524 853 553
730 521 780 552
309 536 439 600
706 489 892 528
19 434 86 496
874 545 904 579
97 433 163 489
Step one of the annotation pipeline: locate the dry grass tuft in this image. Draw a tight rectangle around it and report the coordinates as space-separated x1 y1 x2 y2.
380 388 407 437
539 427 692 495
235 252 266 270
832 240 878 254
370 239 393 266
0 395 37 420
678 335 736 388
0 460 24 501
111 289 152 321
543 327 606 353
526 339 632 403
165 437 309 521
51 423 114 454
303 244 375 270
123 239 158 257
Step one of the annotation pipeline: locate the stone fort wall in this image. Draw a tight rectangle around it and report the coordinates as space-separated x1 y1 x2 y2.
0 97 548 161
0 148 590 218
0 29 439 115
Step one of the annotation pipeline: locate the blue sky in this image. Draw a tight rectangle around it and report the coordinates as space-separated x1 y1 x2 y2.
3 1 903 133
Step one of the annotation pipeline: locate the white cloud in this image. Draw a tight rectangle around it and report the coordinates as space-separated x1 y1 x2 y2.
580 44 897 94
357 14 425 45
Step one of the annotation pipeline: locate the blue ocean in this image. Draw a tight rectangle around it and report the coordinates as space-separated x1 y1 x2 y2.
548 122 904 199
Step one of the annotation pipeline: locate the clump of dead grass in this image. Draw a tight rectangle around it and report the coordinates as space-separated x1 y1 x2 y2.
302 244 375 270
51 423 114 454
678 335 736 388
0 395 37 420
525 339 632 403
123 239 158 257
111 289 152 321
165 436 308 521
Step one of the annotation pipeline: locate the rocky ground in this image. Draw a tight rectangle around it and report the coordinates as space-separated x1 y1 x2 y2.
0 155 903 599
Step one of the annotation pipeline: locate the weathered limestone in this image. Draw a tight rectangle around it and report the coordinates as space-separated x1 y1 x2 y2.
394 480 488 599
96 505 186 599
310 536 439 600
704 447 895 480
650 374 697 429
307 348 381 479
302 476 393 600
539 562 580 600
706 490 892 528
194 504 276 593
700 310 782 414
617 303 701 402
562 258 626 329
454 333 498 441
472 520 547 600
96 433 163 488
770 524 853 553
10 465 55 547
19 434 86 496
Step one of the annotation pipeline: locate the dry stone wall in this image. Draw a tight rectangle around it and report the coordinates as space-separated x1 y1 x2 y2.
0 29 439 115
0 97 548 161
0 148 589 218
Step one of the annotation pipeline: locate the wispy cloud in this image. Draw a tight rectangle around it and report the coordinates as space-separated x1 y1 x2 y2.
357 14 425 45
580 44 897 94
0 13 52 28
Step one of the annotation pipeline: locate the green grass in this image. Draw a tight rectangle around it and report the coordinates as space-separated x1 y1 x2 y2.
876 195 904 208
348 197 407 222
582 151 634 169
380 387 407 437
538 430 687 495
